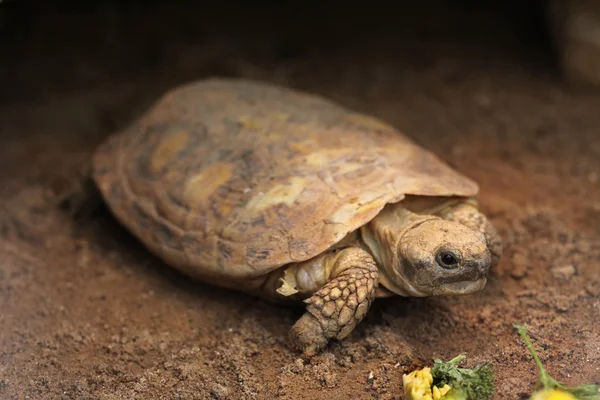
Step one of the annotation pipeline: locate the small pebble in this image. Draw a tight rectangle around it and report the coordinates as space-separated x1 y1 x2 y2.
210 383 229 399
586 281 600 297
511 252 529 279
550 264 576 281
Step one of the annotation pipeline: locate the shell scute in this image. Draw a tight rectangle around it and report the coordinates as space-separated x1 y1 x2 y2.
93 78 478 280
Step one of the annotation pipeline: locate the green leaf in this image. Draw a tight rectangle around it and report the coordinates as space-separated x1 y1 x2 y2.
431 355 495 400
513 324 600 400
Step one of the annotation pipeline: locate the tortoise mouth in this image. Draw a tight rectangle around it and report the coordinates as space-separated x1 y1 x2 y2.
431 278 487 296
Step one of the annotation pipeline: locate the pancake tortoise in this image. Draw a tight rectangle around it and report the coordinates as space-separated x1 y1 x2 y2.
91 78 503 356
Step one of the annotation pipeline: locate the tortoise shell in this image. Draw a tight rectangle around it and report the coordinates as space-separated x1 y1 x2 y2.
92 78 478 281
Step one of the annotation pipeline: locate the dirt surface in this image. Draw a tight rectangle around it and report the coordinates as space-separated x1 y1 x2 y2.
1 2 599 399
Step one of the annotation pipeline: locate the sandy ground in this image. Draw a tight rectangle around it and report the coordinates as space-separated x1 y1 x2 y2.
0 2 599 399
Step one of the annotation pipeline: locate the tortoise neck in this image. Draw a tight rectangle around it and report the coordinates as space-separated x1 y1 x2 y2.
359 203 439 296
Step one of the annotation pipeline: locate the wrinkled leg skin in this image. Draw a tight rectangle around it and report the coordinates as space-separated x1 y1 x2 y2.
288 248 379 357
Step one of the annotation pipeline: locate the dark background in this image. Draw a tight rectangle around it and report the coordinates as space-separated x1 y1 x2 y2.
1 1 599 399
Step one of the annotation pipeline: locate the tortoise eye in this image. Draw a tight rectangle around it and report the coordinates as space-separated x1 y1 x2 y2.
437 251 460 269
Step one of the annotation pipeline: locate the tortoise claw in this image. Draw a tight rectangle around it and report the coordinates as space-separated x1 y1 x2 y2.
288 312 328 357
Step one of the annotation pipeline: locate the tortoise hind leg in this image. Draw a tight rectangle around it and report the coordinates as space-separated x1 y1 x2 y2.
282 247 379 357
56 164 104 220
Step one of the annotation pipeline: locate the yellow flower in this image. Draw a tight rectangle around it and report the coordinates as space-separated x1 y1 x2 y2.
433 385 453 399
530 389 577 400
403 367 452 400
531 389 577 400
514 324 600 400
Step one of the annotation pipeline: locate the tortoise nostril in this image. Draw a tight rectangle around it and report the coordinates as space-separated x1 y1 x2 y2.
477 259 490 274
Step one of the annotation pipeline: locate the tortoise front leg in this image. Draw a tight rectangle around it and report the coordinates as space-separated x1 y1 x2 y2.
280 247 379 356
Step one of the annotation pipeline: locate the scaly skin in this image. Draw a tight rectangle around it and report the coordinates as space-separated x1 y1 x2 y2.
287 247 378 356
54 79 503 358
275 200 495 356
436 200 503 267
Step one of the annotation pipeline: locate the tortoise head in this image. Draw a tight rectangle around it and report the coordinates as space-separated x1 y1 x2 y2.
391 219 491 296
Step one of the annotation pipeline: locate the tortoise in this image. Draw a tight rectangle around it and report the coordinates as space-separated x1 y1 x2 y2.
89 78 502 356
